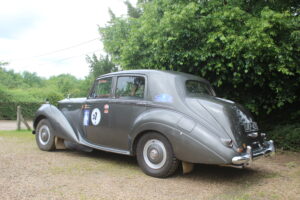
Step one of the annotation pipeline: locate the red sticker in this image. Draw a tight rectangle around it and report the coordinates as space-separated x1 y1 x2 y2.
104 109 109 114
99 80 107 83
104 104 109 110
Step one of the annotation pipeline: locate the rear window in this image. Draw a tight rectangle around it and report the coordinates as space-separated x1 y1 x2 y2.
116 76 145 99
185 80 212 96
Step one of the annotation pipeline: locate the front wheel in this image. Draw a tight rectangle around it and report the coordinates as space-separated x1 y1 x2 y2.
35 119 56 151
136 132 179 178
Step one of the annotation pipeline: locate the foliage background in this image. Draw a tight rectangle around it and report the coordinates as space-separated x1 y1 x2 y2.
0 58 115 119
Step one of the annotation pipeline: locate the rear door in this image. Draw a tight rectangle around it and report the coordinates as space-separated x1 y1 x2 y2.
108 75 147 150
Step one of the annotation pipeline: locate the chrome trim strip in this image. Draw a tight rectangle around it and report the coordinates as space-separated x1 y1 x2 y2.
232 146 252 165
78 133 131 155
247 132 258 138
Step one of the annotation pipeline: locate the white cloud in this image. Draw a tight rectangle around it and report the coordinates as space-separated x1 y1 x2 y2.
0 0 137 79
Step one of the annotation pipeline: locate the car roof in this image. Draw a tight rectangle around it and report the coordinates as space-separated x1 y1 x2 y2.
97 69 209 83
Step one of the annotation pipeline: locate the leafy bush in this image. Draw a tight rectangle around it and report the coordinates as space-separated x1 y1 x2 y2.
0 84 13 102
25 88 64 106
0 102 42 120
0 84 63 120
0 67 92 120
268 123 300 151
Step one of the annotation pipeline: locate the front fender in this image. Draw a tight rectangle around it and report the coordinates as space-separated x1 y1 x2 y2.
33 104 79 143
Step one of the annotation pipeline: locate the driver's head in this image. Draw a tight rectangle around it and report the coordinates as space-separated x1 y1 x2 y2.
131 83 138 96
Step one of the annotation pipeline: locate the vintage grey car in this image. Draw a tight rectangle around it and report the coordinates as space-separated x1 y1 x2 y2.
33 70 275 177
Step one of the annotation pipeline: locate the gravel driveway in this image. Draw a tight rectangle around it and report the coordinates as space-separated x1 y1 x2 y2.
0 131 299 200
0 120 33 131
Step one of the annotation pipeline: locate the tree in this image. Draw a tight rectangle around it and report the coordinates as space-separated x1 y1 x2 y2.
125 0 142 18
232 0 300 15
0 61 8 67
47 74 84 97
22 71 45 87
86 54 118 79
0 67 26 88
100 0 300 115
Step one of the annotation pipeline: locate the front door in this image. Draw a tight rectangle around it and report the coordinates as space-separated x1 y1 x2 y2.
83 77 113 146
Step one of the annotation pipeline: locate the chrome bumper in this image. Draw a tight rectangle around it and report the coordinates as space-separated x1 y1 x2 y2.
232 140 275 165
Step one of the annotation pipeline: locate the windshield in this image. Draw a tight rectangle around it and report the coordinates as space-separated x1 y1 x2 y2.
185 80 213 96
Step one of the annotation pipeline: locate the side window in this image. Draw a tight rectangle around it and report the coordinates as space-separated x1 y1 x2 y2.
116 76 145 99
90 77 112 98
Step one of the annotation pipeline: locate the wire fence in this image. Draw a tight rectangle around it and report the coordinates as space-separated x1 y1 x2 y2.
0 102 43 120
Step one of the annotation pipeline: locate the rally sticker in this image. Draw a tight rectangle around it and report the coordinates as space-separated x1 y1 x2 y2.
83 109 90 126
91 108 101 126
104 104 109 114
104 104 109 110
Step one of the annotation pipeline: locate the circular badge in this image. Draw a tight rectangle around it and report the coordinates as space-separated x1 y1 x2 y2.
91 108 101 126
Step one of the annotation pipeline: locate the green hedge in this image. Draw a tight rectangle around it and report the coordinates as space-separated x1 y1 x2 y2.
268 123 300 152
0 84 63 120
0 102 43 120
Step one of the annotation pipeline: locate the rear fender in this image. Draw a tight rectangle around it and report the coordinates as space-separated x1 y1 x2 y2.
129 109 181 152
130 109 229 164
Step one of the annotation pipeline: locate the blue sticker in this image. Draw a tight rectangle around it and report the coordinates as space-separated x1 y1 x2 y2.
83 109 90 126
154 94 173 103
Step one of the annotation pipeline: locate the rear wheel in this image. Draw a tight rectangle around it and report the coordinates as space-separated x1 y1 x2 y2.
35 119 55 151
136 132 179 178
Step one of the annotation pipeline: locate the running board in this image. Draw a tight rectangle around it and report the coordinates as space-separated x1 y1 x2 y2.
78 134 131 155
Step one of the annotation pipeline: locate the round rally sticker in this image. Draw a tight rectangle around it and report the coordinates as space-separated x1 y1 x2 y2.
91 108 101 126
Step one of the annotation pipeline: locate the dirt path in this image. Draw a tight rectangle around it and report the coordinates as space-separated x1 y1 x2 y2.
0 131 299 200
0 120 33 131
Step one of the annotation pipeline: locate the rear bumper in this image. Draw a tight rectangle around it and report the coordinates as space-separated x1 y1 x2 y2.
232 140 275 165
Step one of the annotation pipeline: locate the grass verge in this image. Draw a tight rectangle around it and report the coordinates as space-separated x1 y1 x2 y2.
0 130 33 138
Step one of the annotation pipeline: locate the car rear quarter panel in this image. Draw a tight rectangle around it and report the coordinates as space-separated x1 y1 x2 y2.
130 107 234 164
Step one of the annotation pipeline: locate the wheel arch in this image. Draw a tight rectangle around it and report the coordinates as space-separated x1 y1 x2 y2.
132 130 172 156
129 108 185 156
33 115 47 131
130 122 181 157
33 104 79 143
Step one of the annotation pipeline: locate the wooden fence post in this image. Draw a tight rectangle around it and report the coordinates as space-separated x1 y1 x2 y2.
16 106 31 130
17 106 21 130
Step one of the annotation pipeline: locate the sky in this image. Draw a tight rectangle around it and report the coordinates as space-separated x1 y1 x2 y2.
0 0 137 79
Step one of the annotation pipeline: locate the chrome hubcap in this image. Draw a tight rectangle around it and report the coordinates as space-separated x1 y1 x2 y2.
39 125 50 145
143 139 167 169
149 149 159 160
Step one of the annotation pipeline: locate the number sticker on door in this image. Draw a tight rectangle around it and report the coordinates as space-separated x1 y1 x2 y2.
91 108 101 126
